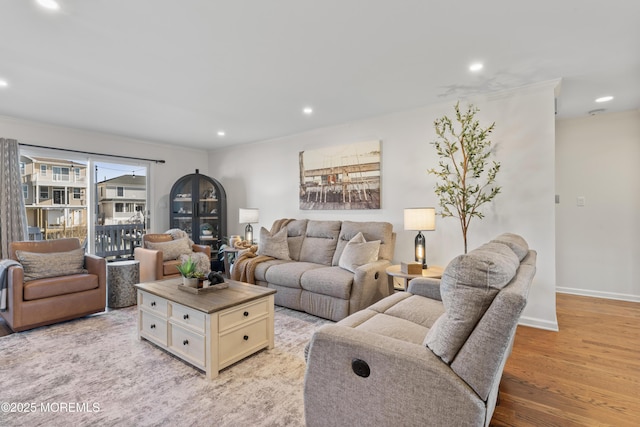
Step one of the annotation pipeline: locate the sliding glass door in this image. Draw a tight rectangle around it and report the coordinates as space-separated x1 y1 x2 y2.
19 147 149 259
94 161 148 259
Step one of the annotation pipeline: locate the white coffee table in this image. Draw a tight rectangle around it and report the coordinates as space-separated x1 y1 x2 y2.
135 277 276 379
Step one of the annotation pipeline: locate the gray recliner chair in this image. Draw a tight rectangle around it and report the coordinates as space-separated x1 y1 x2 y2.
304 233 536 427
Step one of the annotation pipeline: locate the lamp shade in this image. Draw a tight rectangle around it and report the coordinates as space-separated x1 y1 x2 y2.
404 208 436 231
239 208 259 224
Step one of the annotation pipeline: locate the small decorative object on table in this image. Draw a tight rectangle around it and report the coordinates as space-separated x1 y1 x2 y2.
178 281 228 294
401 262 422 275
176 257 199 287
178 271 228 294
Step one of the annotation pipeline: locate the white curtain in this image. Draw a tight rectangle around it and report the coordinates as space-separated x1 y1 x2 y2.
0 138 28 258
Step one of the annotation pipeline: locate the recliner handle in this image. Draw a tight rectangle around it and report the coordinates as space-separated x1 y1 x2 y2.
351 358 370 378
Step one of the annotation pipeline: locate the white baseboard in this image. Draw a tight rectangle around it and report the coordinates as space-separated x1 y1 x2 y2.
518 316 559 331
556 287 640 303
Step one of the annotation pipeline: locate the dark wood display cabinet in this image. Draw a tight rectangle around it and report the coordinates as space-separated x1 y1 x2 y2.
169 169 227 252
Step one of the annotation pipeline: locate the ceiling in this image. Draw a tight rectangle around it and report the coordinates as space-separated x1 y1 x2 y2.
0 1 638 150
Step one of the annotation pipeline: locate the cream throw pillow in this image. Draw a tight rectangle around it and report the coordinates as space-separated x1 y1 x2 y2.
338 232 380 273
16 248 87 282
145 237 192 261
257 227 291 260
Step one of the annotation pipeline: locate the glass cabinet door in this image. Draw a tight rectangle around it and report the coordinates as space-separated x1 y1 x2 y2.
196 176 219 246
170 170 226 252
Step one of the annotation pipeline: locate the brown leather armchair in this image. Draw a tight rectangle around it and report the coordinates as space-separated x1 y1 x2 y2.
1 238 106 332
134 234 211 283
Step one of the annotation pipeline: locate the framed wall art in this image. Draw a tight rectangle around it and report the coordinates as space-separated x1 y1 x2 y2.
299 140 381 210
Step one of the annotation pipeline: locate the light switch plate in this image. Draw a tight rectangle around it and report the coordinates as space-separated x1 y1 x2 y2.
577 196 586 207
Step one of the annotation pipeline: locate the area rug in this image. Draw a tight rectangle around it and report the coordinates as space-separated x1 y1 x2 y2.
0 306 330 426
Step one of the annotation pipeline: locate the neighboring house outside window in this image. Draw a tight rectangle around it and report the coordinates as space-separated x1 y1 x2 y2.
22 184 28 200
115 203 124 213
20 162 25 175
40 187 49 200
73 188 82 199
117 186 124 197
40 164 47 176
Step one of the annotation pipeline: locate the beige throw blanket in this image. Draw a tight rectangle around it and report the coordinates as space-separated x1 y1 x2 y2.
231 219 293 284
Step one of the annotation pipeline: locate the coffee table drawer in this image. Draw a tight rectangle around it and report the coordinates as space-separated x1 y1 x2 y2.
170 302 206 333
219 299 269 332
139 291 168 317
219 318 269 366
140 310 167 346
169 324 205 367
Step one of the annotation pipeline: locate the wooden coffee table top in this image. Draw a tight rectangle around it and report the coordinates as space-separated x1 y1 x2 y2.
134 277 276 314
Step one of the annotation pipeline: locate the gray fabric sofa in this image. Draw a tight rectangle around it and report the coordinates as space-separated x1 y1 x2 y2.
304 233 536 427
252 219 396 321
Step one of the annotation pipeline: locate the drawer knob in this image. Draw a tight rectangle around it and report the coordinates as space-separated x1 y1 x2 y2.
151 301 156 307
183 314 189 320
243 335 249 341
183 339 189 346
243 311 249 317
150 324 156 329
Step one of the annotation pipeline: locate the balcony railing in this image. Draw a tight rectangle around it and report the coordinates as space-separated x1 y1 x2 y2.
95 224 145 259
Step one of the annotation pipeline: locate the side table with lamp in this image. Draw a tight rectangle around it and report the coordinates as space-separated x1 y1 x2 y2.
389 207 441 292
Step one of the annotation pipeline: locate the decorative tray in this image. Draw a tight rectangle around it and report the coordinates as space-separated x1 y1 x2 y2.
178 282 229 294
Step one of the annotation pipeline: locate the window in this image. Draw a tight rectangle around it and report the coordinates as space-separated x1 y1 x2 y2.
22 184 28 200
40 164 47 176
40 187 49 200
73 188 82 199
115 203 124 213
100 187 104 197
20 162 25 176
126 203 134 212
74 168 81 180
117 186 124 197
53 166 70 182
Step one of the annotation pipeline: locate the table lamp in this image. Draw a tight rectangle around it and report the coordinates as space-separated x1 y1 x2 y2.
239 208 259 244
403 207 436 268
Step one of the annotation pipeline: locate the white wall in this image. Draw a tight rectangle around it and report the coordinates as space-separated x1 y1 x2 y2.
210 82 559 330
556 110 640 301
0 115 209 233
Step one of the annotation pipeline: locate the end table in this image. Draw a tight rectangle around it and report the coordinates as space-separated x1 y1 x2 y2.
385 264 444 293
107 260 140 308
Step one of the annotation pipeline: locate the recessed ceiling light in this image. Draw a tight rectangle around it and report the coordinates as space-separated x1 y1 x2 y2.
469 62 483 72
37 0 60 11
303 107 313 115
217 131 225 137
595 96 613 103
0 79 8 88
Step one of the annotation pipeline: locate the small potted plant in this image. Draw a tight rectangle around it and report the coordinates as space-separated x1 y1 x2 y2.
176 257 198 287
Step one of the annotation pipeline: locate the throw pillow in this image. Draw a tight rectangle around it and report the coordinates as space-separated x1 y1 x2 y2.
16 248 87 282
145 237 192 261
257 227 291 260
338 232 380 273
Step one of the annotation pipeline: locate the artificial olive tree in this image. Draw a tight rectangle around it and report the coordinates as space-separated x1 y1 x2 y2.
428 102 501 253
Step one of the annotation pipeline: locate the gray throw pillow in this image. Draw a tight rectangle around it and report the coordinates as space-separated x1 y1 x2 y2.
257 227 291 260
145 237 192 261
338 232 380 273
16 248 87 282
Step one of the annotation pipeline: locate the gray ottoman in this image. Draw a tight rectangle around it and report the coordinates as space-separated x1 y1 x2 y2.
107 260 140 308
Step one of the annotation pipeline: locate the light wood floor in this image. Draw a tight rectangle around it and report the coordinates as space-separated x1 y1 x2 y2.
1 294 638 425
492 293 640 426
